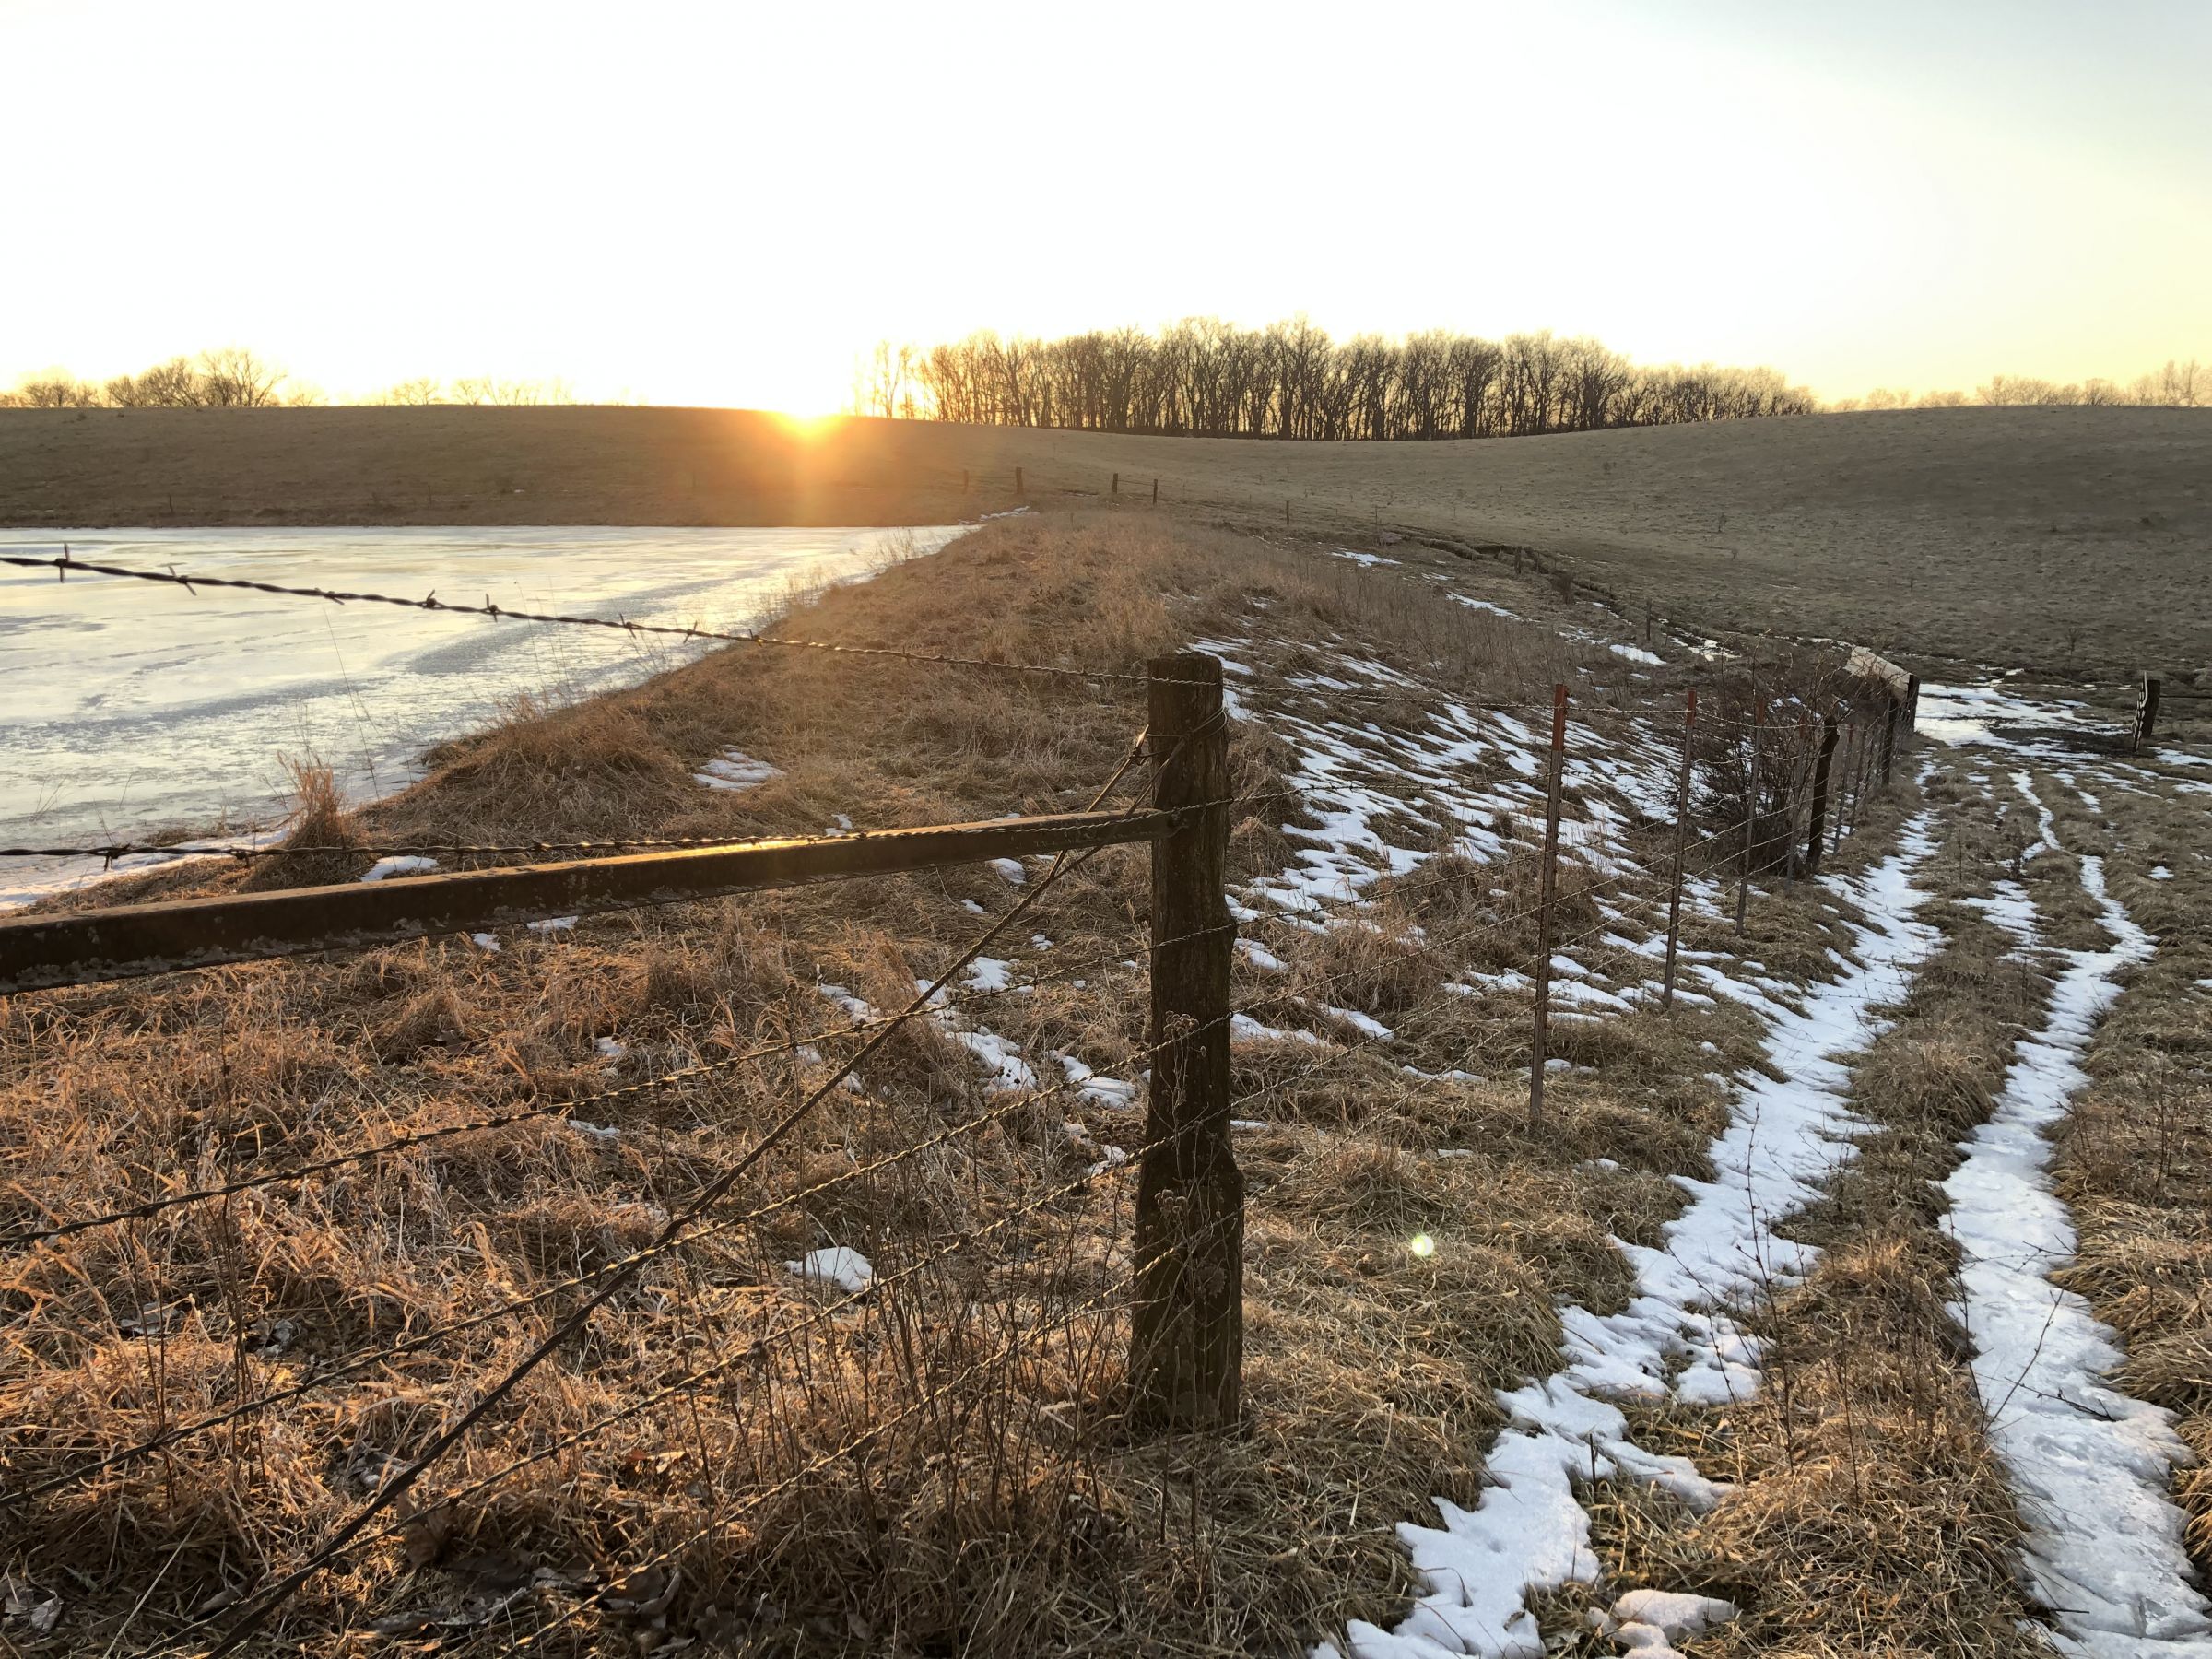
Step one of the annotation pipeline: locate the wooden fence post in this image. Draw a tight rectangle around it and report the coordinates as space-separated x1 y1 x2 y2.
1151 477 1159 506
1530 685 1569 1124
1285 498 1291 524
1840 721 1858 836
1112 471 1120 496
1880 692 1898 786
1133 653 1240 1430
1514 547 1524 576
1785 711 1811 888
1804 712 1841 877
1736 695 1760 936
1015 465 1025 497
1832 720 1853 853
1644 603 1654 648
1663 688 1697 1009
1905 674 1920 734
2136 673 2162 752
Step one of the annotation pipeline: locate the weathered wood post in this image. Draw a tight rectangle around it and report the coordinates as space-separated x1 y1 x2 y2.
1152 477 1159 506
1663 688 1697 1009
1514 547 1524 576
1832 720 1854 853
1846 717 1865 834
1112 471 1120 496
1784 710 1812 888
1804 711 1841 877
2136 673 2162 752
1285 498 1291 524
1880 691 1899 786
1736 695 1760 936
1015 465 1025 497
1133 653 1240 1430
1530 685 1569 1124
1905 674 1920 734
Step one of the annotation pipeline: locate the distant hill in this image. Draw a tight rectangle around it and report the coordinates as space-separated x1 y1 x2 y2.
4 403 2205 673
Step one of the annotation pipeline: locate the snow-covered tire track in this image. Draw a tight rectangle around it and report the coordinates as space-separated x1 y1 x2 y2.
1941 773 2211 1655
1328 818 1941 1659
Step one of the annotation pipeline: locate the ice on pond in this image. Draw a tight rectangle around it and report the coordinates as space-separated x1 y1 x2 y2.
0 524 962 909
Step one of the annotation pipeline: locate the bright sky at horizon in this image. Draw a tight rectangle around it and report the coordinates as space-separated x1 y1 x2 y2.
4 0 2206 412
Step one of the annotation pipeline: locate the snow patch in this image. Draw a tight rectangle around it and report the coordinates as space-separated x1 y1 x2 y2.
360 854 439 882
694 748 782 792
785 1248 875 1295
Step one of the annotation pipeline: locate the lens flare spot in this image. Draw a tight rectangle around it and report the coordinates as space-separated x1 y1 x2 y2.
1408 1233 1436 1259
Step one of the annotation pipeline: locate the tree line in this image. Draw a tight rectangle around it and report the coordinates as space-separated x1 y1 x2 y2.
0 350 576 410
1 347 307 409
855 320 1819 439
1831 359 2206 411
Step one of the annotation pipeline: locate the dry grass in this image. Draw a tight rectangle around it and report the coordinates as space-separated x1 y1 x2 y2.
6 499 2127 1655
0 510 1807 1657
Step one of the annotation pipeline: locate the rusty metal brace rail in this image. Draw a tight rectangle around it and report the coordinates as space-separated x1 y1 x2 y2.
0 808 1174 994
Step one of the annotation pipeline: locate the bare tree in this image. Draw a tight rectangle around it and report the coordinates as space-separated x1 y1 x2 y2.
4 371 103 407
445 376 564 406
197 347 287 407
2156 359 2204 406
853 341 915 418
104 357 206 406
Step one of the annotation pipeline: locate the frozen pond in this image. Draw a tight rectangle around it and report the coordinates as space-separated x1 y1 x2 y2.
0 524 964 906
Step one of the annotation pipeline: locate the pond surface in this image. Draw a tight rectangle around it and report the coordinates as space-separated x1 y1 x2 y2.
0 524 963 906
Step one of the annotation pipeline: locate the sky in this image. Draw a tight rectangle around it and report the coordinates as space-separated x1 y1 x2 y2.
3 0 2207 412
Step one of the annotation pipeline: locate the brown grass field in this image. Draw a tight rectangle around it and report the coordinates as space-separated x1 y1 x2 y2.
3 404 2208 676
0 517 1809 1654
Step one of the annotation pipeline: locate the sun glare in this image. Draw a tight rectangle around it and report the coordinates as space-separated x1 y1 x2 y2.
767 409 845 441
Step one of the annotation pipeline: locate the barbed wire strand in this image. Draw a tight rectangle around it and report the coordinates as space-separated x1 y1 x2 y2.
0 547 1165 686
0 926 1171 1251
332 1106 1229 1579
456 1210 1246 1659
180 717 1179 1657
0 1012 1226 1512
8 782 1770 1504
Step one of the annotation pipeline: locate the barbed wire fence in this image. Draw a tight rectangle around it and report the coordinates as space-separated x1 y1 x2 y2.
0 542 1921 1654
